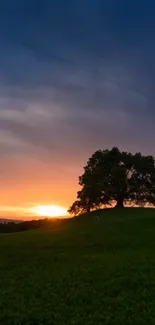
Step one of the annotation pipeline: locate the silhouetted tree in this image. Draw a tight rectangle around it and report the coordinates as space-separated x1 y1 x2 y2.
68 147 155 215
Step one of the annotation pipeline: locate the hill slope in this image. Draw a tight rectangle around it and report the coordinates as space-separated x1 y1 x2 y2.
1 208 155 324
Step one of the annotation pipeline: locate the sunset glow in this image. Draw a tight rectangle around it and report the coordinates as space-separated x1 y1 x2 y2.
30 205 68 218
1 0 154 222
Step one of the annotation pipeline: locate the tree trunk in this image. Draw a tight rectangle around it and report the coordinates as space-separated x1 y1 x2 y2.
115 198 124 208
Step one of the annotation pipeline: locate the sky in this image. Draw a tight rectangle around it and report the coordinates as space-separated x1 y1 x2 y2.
0 0 155 217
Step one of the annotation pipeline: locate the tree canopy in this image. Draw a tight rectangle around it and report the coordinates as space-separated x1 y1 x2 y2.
68 147 155 215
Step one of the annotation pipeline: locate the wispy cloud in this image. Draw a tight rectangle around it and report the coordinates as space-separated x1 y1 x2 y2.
0 0 155 210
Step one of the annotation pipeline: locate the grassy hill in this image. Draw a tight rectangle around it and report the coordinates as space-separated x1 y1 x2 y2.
1 208 155 324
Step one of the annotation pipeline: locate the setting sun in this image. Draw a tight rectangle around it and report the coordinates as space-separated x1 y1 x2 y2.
30 205 68 218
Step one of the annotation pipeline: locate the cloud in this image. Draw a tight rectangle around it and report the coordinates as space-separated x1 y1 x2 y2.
0 1 154 165
0 0 155 211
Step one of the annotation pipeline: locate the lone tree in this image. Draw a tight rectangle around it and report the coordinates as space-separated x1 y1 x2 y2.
68 147 155 215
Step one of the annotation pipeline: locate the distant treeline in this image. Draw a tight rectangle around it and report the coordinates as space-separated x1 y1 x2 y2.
0 218 56 233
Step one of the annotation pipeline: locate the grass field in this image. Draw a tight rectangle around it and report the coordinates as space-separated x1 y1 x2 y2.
1 208 155 324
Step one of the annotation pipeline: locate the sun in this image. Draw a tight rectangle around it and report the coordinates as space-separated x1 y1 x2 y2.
30 205 67 218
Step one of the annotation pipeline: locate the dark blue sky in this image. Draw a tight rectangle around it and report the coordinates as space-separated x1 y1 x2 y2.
0 0 155 210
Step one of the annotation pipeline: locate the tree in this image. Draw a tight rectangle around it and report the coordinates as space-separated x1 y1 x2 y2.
68 147 155 215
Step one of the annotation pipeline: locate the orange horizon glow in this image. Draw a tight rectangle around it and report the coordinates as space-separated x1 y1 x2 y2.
0 154 82 220
0 205 70 220
29 205 68 218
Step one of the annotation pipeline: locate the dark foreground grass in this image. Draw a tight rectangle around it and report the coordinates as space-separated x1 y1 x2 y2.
1 208 155 324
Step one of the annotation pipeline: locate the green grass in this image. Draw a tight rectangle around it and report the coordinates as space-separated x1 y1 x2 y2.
1 208 155 324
